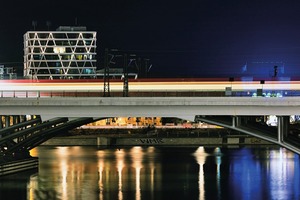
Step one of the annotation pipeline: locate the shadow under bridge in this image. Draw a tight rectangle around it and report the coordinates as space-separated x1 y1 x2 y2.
194 115 300 155
0 117 101 163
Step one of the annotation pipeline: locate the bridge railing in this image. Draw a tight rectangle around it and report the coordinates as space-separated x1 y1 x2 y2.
1 90 300 98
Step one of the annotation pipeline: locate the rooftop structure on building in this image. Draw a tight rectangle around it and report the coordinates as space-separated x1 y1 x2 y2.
0 65 17 80
23 26 97 80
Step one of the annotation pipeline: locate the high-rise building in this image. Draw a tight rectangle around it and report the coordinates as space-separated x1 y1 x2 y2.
23 26 97 79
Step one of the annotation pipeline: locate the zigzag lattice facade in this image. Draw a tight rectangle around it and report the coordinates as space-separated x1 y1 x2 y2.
23 29 97 79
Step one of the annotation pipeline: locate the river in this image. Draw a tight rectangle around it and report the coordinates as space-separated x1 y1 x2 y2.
0 145 299 200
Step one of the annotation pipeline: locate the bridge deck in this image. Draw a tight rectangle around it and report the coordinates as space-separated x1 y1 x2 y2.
0 97 300 119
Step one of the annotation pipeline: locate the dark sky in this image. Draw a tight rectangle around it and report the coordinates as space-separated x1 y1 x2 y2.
1 0 300 78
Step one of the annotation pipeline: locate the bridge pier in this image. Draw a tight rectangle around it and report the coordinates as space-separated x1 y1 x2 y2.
5 116 9 128
277 116 290 143
232 116 242 128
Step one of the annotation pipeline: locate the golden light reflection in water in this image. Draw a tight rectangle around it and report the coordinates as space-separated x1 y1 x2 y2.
57 147 68 200
97 150 105 200
193 146 208 200
130 146 144 200
29 146 163 200
27 175 37 200
96 146 161 200
147 146 156 198
61 160 68 199
116 149 125 200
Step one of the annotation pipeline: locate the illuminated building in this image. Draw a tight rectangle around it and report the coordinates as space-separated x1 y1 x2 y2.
23 26 97 79
0 65 17 79
88 117 163 127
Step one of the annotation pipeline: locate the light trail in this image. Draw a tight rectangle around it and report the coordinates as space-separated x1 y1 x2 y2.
0 79 299 92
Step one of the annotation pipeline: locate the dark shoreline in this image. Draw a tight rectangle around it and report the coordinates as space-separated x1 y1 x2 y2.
66 127 245 138
42 128 273 147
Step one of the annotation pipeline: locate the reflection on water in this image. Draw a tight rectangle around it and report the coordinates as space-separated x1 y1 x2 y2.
193 146 208 200
130 147 143 200
228 147 300 200
214 147 222 200
115 149 124 200
0 146 299 200
268 148 300 199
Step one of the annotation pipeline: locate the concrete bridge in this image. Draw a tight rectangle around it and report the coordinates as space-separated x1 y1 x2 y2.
1 96 300 120
1 96 300 160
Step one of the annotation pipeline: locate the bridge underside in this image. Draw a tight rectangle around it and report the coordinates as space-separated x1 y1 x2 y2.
195 115 300 154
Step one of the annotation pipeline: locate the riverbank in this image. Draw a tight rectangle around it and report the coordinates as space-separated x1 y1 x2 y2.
41 127 273 147
41 135 272 146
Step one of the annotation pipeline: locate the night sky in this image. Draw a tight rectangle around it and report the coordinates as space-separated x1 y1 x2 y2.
1 0 300 78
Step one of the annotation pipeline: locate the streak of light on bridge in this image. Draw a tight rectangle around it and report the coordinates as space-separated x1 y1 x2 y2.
0 79 300 93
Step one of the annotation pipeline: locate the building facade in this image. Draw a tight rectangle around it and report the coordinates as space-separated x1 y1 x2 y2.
23 26 97 79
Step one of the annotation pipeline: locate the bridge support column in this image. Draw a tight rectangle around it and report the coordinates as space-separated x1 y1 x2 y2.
0 116 3 129
0 116 2 138
232 116 241 128
13 115 20 125
21 115 26 123
277 116 289 143
5 116 10 128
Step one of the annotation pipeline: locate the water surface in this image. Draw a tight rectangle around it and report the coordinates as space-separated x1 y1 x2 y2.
0 146 299 200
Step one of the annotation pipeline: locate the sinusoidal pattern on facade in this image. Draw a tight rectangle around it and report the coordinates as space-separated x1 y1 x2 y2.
23 31 97 80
